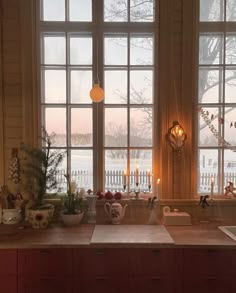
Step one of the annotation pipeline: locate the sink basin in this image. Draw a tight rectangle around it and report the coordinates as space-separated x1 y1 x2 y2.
218 226 236 241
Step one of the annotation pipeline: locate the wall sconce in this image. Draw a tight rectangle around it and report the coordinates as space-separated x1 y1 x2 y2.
166 121 187 153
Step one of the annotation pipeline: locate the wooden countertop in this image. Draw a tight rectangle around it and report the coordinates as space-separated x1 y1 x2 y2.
0 223 235 249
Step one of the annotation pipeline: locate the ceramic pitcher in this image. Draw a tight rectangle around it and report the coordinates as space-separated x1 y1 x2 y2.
104 202 127 224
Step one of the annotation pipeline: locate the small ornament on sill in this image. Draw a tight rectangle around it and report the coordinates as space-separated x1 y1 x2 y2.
224 181 236 197
8 148 20 184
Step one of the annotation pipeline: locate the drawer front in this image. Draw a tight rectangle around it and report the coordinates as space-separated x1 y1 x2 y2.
18 277 73 293
183 249 231 276
73 248 130 276
0 276 17 293
75 276 130 293
129 249 182 276
183 277 231 293
18 249 72 276
0 250 17 275
130 276 182 293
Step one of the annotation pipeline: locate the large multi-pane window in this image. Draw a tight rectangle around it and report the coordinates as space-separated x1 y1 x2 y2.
198 0 236 194
40 0 156 193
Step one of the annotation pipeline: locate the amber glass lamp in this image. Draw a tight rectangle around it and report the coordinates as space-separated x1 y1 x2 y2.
90 79 104 103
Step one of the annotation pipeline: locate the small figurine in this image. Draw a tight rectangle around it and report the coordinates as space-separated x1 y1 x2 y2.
199 195 210 208
225 182 236 197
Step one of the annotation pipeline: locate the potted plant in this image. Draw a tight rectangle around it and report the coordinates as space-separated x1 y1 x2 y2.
21 129 64 229
61 174 84 226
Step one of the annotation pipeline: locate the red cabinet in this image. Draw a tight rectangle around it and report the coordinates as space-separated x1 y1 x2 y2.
18 249 73 293
0 250 17 293
183 249 232 293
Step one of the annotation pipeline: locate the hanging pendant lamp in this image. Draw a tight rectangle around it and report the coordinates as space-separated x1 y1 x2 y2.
90 39 104 103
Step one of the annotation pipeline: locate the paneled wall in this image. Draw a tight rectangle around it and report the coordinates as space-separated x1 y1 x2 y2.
0 0 196 198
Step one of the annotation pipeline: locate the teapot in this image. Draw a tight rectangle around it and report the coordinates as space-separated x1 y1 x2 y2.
104 202 128 224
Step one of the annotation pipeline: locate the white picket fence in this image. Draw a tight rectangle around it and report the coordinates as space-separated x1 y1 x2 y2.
55 169 236 193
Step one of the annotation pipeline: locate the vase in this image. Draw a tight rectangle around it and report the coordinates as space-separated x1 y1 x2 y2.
86 194 97 223
28 206 54 229
61 212 84 226
147 209 158 225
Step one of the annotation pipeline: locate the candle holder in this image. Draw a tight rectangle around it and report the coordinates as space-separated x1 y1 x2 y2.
132 183 143 200
148 184 151 193
123 184 127 192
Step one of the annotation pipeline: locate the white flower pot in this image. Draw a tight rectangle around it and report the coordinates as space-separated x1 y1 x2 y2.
28 207 54 229
2 208 22 225
61 212 84 226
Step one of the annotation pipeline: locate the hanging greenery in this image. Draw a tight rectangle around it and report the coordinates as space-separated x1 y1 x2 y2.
200 108 236 152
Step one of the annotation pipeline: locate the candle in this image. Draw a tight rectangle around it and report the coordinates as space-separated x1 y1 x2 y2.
156 178 160 200
135 165 139 185
123 169 127 186
147 169 151 186
210 176 214 197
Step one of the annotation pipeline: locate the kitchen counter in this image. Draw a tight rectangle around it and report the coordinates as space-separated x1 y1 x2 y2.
0 223 235 248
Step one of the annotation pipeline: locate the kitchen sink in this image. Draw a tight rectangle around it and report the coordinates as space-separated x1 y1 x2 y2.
218 226 236 241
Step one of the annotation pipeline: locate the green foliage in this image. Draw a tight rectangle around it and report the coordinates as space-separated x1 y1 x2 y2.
62 174 84 215
21 128 65 208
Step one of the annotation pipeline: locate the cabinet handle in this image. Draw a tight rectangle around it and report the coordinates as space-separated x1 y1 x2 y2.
40 249 51 254
96 249 105 255
207 249 217 254
151 277 161 281
152 250 161 254
96 276 108 280
206 277 217 281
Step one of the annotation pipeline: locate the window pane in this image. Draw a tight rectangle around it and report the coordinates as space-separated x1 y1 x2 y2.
198 107 219 146
69 0 92 21
130 36 154 65
198 149 218 193
225 69 236 103
198 68 222 103
130 149 152 190
130 0 154 22
130 70 153 104
200 0 224 22
226 0 236 21
70 70 92 104
104 70 127 104
45 108 66 146
71 150 93 190
104 0 128 22
224 150 236 187
70 37 92 65
224 107 236 144
105 150 127 192
44 69 66 103
43 35 66 65
104 36 128 65
105 108 127 147
199 35 223 65
42 0 65 21
130 108 152 147
71 108 93 146
225 35 236 64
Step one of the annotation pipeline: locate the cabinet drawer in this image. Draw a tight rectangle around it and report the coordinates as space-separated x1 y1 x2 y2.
73 248 130 276
183 249 231 276
75 276 130 293
18 277 73 293
0 249 17 275
183 277 231 293
0 276 17 293
130 276 182 293
129 248 182 276
18 249 72 276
